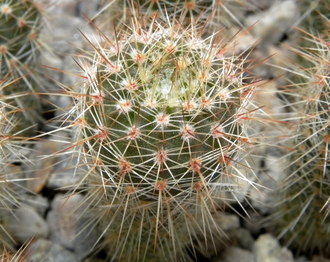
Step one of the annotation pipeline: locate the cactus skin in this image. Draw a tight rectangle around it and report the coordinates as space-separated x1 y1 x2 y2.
55 12 262 261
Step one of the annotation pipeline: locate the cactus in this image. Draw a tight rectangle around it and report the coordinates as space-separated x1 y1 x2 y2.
0 238 33 262
0 0 42 78
129 0 245 25
0 246 26 262
94 0 246 34
0 76 31 250
300 0 330 35
270 124 330 253
49 10 267 261
267 18 330 254
0 0 47 136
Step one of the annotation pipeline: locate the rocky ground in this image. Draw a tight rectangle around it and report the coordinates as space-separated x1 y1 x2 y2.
2 0 329 261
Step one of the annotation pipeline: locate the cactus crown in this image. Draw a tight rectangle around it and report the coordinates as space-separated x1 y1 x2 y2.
57 13 259 261
76 17 252 198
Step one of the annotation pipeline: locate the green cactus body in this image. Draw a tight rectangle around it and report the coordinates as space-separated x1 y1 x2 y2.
66 17 257 261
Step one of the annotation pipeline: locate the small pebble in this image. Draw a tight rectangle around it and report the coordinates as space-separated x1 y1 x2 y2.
47 194 98 260
2 206 49 244
20 194 49 217
214 246 255 262
26 140 59 193
25 238 80 262
254 234 294 262
245 0 299 45
235 228 255 251
47 155 87 190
